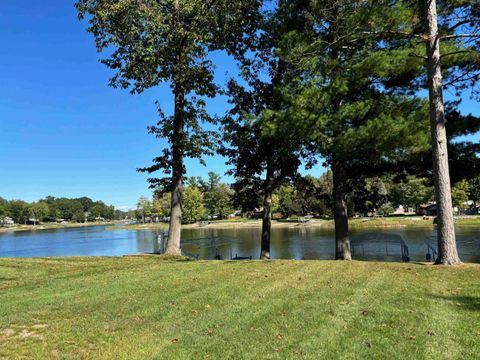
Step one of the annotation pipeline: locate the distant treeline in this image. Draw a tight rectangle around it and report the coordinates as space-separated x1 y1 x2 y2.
0 196 126 224
136 172 480 224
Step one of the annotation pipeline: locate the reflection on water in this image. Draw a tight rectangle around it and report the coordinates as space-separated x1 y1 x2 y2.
0 224 478 262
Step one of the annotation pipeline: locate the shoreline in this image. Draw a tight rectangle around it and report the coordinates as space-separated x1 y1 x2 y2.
0 221 122 234
109 217 438 231
109 216 480 231
3 216 479 234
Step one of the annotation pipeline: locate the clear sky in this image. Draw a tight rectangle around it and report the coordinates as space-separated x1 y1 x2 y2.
1 1 478 210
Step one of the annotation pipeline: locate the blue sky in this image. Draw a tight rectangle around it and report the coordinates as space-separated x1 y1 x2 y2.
0 1 478 209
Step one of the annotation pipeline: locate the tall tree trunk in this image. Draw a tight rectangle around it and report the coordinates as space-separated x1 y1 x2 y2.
165 87 185 256
333 159 351 260
424 0 460 265
260 164 274 260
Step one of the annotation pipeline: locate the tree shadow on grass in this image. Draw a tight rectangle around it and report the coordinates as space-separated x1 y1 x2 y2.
431 294 480 312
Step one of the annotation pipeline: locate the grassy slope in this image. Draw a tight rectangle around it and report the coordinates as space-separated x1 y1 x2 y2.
0 258 479 359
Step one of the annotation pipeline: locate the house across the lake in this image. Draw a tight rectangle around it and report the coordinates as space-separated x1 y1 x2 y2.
0 217 14 225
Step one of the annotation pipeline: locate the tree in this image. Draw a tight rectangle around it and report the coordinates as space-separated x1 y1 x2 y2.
222 0 309 259
75 197 94 212
200 172 222 193
275 185 302 218
451 180 470 212
0 198 8 223
278 0 431 260
204 183 234 219
73 210 87 223
136 196 152 223
55 198 83 221
378 203 396 217
390 176 434 212
90 204 106 220
295 172 334 218
29 202 50 225
77 0 261 256
199 173 234 219
421 0 459 264
351 178 389 217
384 0 480 264
152 193 172 220
9 200 29 224
182 186 206 223
468 176 480 212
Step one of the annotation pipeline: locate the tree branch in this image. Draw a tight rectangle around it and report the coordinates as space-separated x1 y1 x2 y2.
440 34 480 40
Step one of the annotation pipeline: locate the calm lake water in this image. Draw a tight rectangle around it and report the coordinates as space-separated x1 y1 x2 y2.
0 224 479 262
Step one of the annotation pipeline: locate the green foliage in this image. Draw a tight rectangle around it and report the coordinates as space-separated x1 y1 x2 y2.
0 197 120 224
136 196 153 222
0 198 8 220
221 1 307 215
197 173 234 219
351 178 389 216
29 202 50 223
276 0 431 173
275 185 302 218
73 210 86 223
389 176 434 210
451 180 470 208
204 183 234 219
152 193 172 219
182 186 206 223
468 176 480 206
377 203 396 217
8 200 29 224
76 0 261 191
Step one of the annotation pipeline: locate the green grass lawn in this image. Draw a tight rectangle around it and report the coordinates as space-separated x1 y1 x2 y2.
1 258 479 359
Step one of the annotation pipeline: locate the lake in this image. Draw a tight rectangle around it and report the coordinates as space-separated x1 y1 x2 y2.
0 224 479 262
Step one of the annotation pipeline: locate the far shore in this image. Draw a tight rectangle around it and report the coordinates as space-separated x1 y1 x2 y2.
107 216 480 232
3 216 480 235
0 221 122 234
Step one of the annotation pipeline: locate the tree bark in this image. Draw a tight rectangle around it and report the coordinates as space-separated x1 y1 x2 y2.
333 159 352 260
424 0 461 265
165 86 185 256
260 164 274 260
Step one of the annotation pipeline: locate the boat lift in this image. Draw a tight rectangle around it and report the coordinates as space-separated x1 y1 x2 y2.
351 233 410 262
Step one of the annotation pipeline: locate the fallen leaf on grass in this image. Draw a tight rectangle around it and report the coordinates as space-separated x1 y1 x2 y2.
206 328 214 336
31 324 48 329
276 334 284 340
19 329 43 340
171 338 178 344
409 336 416 341
2 329 15 336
